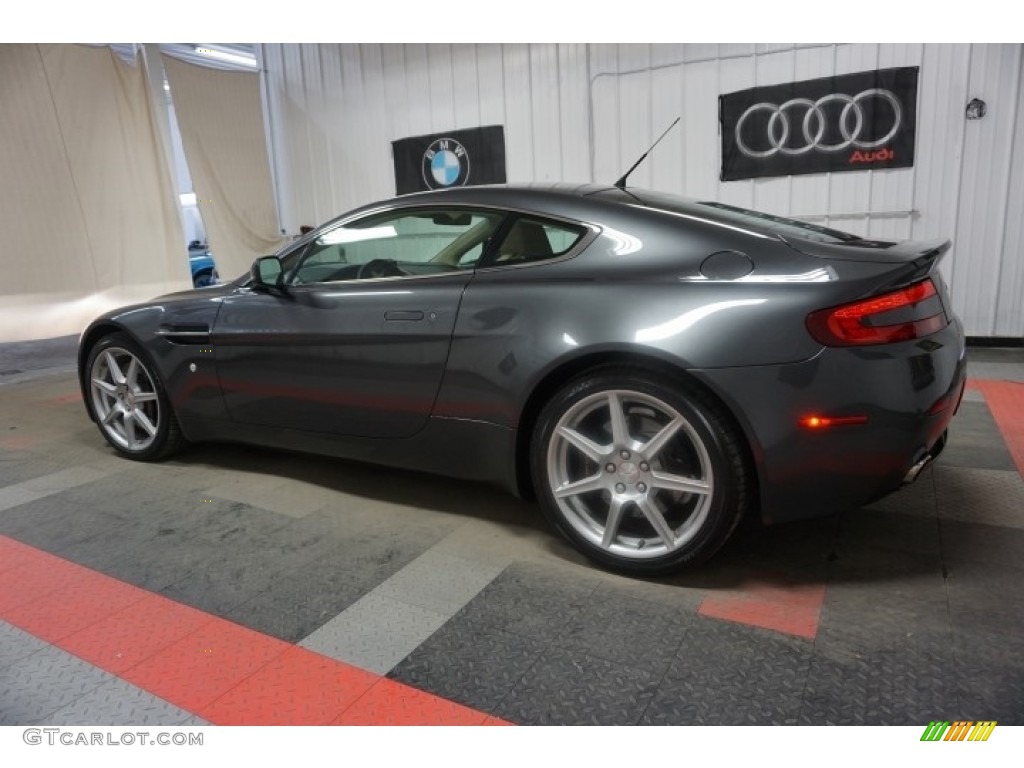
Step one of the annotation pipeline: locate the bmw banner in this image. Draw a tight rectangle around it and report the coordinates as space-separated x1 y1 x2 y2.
392 125 507 194
719 67 919 181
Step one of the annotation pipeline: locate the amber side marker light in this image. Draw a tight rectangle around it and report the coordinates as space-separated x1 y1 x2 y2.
800 415 869 429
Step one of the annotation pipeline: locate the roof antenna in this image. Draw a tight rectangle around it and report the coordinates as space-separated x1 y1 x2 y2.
614 116 681 190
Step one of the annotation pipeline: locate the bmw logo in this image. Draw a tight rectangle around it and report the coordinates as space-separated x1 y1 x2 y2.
422 138 470 189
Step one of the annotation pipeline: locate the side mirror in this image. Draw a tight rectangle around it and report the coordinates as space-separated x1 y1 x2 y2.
251 256 284 291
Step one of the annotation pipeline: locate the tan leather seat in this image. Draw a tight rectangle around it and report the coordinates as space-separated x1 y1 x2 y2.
496 221 553 263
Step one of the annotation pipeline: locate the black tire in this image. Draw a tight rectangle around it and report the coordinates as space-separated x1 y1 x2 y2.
193 269 217 288
530 366 751 575
84 332 186 461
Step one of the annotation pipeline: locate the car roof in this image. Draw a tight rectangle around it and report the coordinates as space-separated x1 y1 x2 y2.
344 183 637 217
306 183 870 250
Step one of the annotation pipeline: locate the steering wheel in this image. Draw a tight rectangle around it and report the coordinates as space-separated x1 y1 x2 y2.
357 258 405 279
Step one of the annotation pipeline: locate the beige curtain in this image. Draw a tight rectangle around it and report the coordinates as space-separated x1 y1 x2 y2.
163 56 285 278
0 44 190 342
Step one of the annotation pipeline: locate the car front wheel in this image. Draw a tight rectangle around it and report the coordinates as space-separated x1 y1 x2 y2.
86 333 184 461
531 367 751 575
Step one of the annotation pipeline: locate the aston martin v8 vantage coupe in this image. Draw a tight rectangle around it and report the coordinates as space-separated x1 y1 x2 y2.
78 184 966 574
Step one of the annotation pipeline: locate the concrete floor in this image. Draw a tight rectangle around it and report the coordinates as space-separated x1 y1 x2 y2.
1 340 1022 725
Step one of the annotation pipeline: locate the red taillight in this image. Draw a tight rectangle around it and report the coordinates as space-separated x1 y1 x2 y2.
806 279 947 346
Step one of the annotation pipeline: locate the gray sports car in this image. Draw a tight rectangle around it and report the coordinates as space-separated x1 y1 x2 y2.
78 184 966 574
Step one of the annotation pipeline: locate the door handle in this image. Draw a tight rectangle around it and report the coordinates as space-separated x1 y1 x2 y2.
384 310 424 321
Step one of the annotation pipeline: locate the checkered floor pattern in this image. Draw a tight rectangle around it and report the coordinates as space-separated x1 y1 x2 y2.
1 344 1022 725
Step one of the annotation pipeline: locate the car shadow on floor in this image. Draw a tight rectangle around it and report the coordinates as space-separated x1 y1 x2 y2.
167 440 546 532
162 441 948 593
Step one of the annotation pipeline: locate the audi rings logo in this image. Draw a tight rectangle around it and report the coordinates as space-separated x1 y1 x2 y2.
720 67 919 181
736 89 902 158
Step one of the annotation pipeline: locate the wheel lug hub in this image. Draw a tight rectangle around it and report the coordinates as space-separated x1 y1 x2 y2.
639 462 649 472
615 483 626 493
637 482 647 493
620 450 631 459
605 463 616 473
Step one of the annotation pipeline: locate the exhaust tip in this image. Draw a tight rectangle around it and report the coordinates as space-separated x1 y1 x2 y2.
902 430 948 485
903 453 933 485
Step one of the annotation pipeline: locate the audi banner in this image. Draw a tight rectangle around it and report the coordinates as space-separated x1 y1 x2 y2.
392 125 506 195
719 67 919 181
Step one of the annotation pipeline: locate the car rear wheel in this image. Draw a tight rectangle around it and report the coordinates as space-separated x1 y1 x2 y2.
86 333 185 461
531 367 751 575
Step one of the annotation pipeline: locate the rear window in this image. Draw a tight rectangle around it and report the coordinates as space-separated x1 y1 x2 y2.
695 201 864 244
635 191 895 248
489 216 586 266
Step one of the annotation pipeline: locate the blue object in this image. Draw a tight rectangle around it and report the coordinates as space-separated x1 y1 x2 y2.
188 246 218 287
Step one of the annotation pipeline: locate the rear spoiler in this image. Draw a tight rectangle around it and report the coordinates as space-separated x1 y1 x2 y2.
780 235 952 266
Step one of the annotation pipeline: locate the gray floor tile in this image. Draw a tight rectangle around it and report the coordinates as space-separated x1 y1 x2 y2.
945 559 1024 641
967 359 1024 382
837 506 942 557
0 646 110 725
935 467 1024 529
0 457 72 490
961 388 985 403
41 677 197 726
371 549 506 615
799 648 958 725
864 468 938 519
177 715 211 726
0 621 51 671
940 401 1016 471
388 616 545 713
300 593 448 674
0 466 116 513
453 561 601 640
0 335 77 377
940 519 1024 571
955 666 1024 723
643 619 812 725
553 588 692 675
494 646 660 726
158 544 300 616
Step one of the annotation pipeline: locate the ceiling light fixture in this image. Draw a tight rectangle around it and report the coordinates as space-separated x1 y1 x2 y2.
194 46 257 69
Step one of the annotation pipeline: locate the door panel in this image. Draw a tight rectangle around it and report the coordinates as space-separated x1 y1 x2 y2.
213 275 469 439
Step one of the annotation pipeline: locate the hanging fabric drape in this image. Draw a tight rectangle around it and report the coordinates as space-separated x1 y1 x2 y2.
0 44 189 342
162 55 285 279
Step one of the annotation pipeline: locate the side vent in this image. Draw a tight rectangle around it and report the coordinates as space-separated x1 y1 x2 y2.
155 324 211 345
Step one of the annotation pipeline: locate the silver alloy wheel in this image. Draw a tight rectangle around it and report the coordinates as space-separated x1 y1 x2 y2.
546 389 714 560
89 347 161 452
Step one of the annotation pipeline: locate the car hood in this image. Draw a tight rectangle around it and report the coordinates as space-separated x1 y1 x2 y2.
153 283 237 302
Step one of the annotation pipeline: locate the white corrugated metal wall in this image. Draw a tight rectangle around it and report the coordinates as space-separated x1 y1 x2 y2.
260 43 1024 338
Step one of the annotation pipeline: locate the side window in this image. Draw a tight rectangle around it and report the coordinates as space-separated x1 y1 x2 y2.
290 209 503 284
491 217 586 266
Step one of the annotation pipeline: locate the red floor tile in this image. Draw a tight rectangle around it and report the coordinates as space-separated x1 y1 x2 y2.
699 580 827 639
973 379 1024 477
333 678 491 726
3 570 147 641
40 391 82 407
0 535 502 726
0 554 93 613
119 618 291 713
60 593 215 674
0 433 39 450
204 645 379 725
481 715 516 726
0 536 43 575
